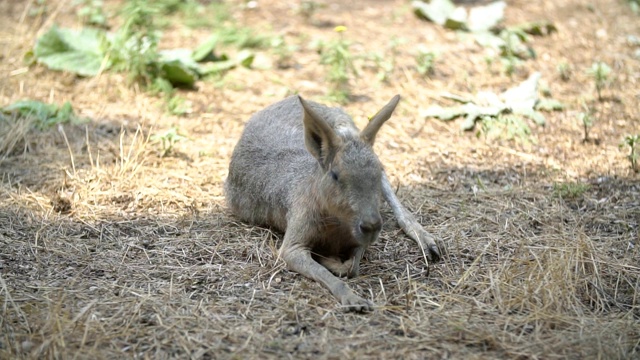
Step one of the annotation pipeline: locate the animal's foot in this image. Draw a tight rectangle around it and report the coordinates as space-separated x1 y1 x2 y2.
399 216 441 262
340 292 373 313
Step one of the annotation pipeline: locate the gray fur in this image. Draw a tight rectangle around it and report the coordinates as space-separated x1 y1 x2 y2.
225 95 441 312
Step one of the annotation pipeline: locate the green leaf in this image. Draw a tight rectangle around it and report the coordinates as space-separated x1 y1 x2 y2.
2 100 81 129
3 100 57 119
161 60 197 87
412 0 456 26
444 7 467 30
517 21 557 36
467 1 506 32
198 59 237 75
237 50 255 68
192 35 219 62
159 49 200 72
421 105 467 121
158 49 200 87
501 72 541 112
460 103 504 130
535 98 565 111
34 26 107 76
473 31 505 49
517 108 546 126
198 50 255 75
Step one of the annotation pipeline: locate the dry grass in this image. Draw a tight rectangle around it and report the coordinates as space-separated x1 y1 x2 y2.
1 0 639 359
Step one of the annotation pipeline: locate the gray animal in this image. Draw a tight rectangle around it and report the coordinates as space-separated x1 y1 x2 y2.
225 95 440 312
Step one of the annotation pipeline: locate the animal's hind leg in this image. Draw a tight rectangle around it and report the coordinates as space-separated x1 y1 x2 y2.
381 172 441 262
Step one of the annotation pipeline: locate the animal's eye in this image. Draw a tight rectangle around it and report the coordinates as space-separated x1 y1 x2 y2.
330 170 339 181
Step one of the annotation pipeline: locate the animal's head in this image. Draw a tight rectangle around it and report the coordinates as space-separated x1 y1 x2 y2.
298 95 400 245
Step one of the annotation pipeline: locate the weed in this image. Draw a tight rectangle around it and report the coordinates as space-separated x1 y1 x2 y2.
319 26 357 103
366 37 403 83
1 100 85 130
557 62 571 81
298 1 325 23
620 134 640 172
477 114 532 143
217 26 271 49
499 29 529 76
110 0 162 86
416 48 436 76
553 182 590 199
74 0 108 28
577 102 596 143
271 36 297 69
166 96 192 116
150 127 187 157
586 61 611 101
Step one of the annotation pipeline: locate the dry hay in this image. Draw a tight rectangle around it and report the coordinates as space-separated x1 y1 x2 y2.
1 0 639 359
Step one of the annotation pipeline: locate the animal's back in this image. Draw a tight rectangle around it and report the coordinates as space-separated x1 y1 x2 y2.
225 96 356 230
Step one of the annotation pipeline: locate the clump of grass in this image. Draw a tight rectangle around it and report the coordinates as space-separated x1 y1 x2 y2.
620 134 640 172
416 48 436 76
74 0 108 28
553 181 590 199
298 0 325 23
478 114 532 143
586 61 611 101
577 102 596 143
557 62 571 81
109 0 162 86
319 26 357 103
1 100 84 130
499 29 529 76
150 127 187 157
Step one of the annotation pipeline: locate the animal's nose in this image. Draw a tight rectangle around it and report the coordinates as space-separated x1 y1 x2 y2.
360 216 382 234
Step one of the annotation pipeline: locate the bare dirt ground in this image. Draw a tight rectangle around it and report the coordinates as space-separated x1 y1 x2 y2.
1 0 639 359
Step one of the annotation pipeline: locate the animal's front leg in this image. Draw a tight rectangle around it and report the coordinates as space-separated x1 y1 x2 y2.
280 228 372 312
381 172 441 261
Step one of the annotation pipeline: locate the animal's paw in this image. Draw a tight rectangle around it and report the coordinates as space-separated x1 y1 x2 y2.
320 257 353 278
417 227 441 262
340 293 373 313
402 219 441 262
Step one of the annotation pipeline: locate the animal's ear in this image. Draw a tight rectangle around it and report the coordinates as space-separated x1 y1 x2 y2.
360 94 400 146
299 95 341 169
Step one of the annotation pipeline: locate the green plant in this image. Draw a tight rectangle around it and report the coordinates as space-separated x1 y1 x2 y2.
150 127 186 157
553 182 590 199
620 134 640 172
166 95 192 116
271 36 297 69
557 62 571 81
577 102 595 143
75 0 108 27
1 100 85 130
110 0 162 86
149 0 220 29
477 114 532 143
416 48 436 76
298 1 325 22
319 26 357 103
586 61 611 101
499 29 530 76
